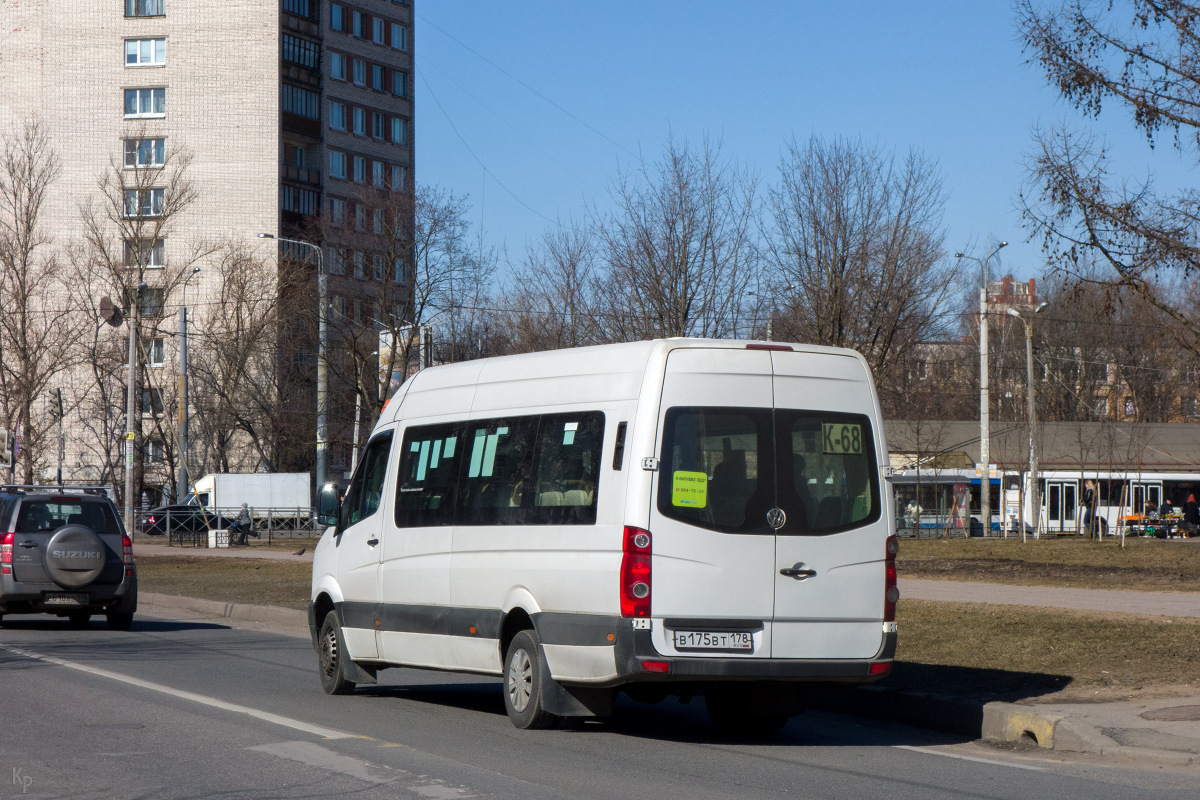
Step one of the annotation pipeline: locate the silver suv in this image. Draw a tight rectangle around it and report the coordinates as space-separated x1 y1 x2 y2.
0 486 137 629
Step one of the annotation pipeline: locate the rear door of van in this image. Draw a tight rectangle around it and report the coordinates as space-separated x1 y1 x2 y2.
769 350 886 659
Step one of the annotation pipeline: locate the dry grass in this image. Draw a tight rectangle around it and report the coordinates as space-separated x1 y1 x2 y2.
891 599 1200 701
897 536 1200 591
137 555 311 610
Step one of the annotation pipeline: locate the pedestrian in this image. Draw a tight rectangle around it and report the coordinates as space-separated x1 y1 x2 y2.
232 502 252 546
1184 494 1199 539
1082 480 1097 537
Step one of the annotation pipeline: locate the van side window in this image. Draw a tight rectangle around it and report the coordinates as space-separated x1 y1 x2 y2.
342 431 394 527
529 412 604 525
457 417 538 525
395 424 462 527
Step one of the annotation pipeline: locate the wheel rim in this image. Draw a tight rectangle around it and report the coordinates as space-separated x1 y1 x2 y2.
320 625 338 680
507 647 533 713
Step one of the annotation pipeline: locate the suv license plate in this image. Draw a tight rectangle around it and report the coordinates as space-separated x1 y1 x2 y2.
44 593 88 607
672 631 754 652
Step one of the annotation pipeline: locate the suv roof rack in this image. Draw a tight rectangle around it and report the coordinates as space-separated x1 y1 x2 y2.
0 485 111 496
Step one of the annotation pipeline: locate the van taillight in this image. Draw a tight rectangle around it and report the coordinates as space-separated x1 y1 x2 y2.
884 534 899 622
620 526 652 618
1 532 13 574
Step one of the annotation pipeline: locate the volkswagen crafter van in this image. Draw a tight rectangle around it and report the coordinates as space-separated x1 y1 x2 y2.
309 339 898 732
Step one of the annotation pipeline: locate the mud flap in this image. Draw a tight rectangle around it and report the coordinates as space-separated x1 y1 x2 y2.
537 644 613 717
343 659 378 685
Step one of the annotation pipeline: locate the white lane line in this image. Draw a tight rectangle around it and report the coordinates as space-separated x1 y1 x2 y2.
250 741 395 784
894 745 1047 771
1 644 356 740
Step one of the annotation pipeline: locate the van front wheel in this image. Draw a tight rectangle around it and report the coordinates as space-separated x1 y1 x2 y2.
503 629 560 729
318 610 356 695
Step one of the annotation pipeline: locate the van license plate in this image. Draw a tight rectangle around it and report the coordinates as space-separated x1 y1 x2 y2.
672 631 753 652
44 593 88 606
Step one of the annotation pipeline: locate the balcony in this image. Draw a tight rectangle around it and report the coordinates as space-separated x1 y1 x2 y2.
280 163 322 187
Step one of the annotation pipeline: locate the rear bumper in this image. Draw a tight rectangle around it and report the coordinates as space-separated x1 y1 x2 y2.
0 575 137 615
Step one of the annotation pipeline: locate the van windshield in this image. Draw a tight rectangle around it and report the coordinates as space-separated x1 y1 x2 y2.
657 407 879 536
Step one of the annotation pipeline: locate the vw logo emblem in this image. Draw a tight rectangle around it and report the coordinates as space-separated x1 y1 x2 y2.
766 507 786 530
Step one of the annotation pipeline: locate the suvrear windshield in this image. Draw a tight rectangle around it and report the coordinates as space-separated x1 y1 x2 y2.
657 407 880 536
15 499 122 536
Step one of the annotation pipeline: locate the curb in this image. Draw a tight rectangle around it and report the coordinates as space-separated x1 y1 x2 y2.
141 592 308 630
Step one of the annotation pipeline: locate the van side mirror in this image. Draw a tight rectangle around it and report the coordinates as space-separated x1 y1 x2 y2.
317 483 341 527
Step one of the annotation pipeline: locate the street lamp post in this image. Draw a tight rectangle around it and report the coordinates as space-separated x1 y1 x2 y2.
177 266 200 503
124 281 147 536
1008 303 1048 542
258 233 327 492
956 241 1007 535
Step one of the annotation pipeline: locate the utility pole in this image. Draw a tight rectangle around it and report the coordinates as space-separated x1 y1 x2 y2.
178 266 199 502
1008 303 1049 540
48 389 64 485
124 283 145 535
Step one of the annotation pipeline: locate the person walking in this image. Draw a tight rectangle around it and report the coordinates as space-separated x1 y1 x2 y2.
1184 494 1199 539
1082 480 1097 538
232 502 252 546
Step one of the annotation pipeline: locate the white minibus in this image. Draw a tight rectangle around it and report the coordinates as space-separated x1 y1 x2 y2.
309 339 898 733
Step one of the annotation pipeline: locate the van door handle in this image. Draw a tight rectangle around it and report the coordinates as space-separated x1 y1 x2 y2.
366 537 379 547
780 563 816 580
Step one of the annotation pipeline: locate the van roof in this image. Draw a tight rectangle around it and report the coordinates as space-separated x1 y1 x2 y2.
380 338 870 426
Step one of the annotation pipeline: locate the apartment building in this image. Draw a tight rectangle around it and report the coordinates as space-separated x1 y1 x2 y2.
0 0 415 503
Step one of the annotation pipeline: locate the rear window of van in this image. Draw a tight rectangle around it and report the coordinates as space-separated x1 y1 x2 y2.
657 407 880 536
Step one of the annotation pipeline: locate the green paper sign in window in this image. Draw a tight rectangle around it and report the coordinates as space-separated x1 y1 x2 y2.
672 470 708 508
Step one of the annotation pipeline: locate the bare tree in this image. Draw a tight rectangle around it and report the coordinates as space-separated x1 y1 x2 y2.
1017 0 1200 352
597 137 759 341
761 136 955 408
0 120 76 483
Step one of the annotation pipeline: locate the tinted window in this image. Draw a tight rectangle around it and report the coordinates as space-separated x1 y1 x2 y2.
526 412 604 525
395 424 463 527
657 407 879 536
456 417 539 525
15 499 121 536
342 432 393 527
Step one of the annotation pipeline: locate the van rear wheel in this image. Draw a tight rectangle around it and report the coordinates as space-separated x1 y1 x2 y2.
318 610 356 695
503 629 560 729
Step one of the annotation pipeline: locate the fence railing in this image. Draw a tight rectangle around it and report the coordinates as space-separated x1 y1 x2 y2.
141 506 326 545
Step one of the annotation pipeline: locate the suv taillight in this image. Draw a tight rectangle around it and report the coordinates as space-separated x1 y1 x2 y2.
620 526 652 618
884 534 899 622
122 533 134 574
1 532 13 574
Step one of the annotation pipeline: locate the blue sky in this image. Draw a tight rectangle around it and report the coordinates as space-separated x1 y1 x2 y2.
416 1 1190 289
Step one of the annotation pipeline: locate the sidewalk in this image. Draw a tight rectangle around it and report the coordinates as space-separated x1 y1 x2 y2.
134 541 315 562
899 577 1200 618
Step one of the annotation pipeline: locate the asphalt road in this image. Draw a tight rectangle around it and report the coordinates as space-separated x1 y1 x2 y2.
0 612 1195 800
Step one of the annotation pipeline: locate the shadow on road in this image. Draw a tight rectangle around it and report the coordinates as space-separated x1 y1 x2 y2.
0 617 229 633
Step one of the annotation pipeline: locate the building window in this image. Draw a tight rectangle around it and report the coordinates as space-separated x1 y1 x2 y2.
353 11 364 37
372 17 385 44
331 199 347 227
330 3 345 31
372 64 384 91
146 337 165 367
390 23 408 51
372 161 384 188
329 101 347 130
123 188 164 217
282 34 320 69
392 257 406 284
330 52 346 81
281 185 318 216
332 294 347 321
125 0 164 17
1124 396 1136 417
391 117 406 145
330 247 346 275
139 287 165 317
145 439 165 463
353 107 366 135
353 155 366 183
372 112 385 140
284 142 308 169
123 238 165 268
373 207 384 232
353 58 366 86
373 253 385 280
329 150 346 180
390 164 406 190
281 0 312 18
353 251 365 279
124 138 165 168
391 70 407 97
124 87 165 118
282 84 320 119
354 205 366 232
125 38 165 66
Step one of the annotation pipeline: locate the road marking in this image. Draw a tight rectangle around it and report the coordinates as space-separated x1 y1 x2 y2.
894 745 1047 771
250 741 394 784
0 644 357 740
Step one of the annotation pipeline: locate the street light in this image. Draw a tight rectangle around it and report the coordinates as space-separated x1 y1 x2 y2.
1008 302 1048 542
178 266 200 503
124 281 148 535
257 232 328 492
955 241 1007 534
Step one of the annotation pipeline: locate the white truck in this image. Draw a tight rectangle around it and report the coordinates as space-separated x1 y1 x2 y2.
188 472 311 516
